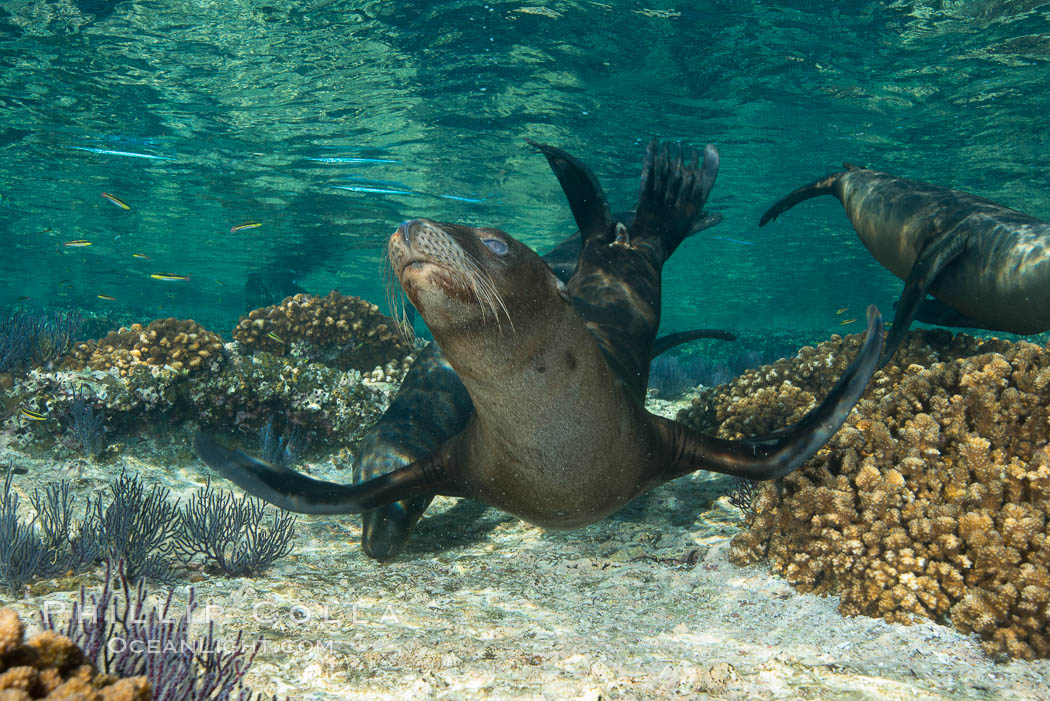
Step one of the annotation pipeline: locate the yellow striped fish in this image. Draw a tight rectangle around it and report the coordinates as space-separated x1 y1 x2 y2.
101 192 131 210
150 273 190 281
230 221 262 233
21 407 47 421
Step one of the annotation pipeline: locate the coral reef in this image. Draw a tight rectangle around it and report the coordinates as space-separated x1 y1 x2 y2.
233 291 412 374
679 329 1050 660
10 349 398 450
65 318 224 376
0 607 148 700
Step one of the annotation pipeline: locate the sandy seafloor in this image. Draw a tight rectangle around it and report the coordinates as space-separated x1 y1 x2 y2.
2 393 1049 701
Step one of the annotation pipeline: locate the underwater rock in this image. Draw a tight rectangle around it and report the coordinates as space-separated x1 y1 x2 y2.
65 318 224 376
680 328 1050 660
233 291 413 373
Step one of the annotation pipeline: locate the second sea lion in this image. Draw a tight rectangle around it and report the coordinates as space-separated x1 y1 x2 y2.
760 164 1050 362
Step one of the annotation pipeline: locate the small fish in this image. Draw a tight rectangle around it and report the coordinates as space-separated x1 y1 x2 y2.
305 156 399 164
840 318 857 325
230 221 262 233
150 273 190 281
215 279 226 286
710 235 755 246
20 407 47 421
97 294 116 301
267 332 284 343
64 240 92 247
101 192 131 210
132 253 150 259
836 307 849 315
430 193 486 204
329 185 417 196
58 279 72 287
66 146 175 161
15 295 29 302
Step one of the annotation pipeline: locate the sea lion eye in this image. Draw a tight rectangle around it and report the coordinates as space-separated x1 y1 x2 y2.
483 238 509 256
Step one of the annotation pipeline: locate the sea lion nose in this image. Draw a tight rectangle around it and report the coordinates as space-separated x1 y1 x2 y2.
398 219 422 246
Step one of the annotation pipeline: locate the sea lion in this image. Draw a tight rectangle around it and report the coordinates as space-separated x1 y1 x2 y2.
760 164 1050 363
194 140 882 537
353 142 727 560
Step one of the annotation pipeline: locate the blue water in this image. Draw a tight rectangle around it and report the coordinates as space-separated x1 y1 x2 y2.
2 1 1050 344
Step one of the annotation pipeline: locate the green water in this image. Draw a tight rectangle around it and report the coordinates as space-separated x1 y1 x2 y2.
2 0 1050 344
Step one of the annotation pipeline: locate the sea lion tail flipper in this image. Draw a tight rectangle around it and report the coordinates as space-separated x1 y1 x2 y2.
881 229 968 366
193 432 451 515
651 328 736 357
525 138 616 243
659 305 883 481
630 139 720 258
758 172 844 226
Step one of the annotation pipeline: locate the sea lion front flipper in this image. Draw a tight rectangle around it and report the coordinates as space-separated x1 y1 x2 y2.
651 328 736 357
657 305 883 481
525 138 616 243
758 172 844 226
882 228 968 365
193 432 454 515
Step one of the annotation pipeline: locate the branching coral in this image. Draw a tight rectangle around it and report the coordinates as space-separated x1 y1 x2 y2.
38 562 274 701
66 319 224 376
0 607 148 700
175 480 296 577
680 329 1050 660
233 291 412 374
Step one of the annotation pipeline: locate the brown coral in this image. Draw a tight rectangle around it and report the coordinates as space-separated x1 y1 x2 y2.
0 609 148 700
66 318 224 376
681 329 1050 660
233 291 412 373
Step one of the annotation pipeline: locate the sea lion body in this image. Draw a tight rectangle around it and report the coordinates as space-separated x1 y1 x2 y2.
761 166 1050 361
195 140 882 542
353 149 726 558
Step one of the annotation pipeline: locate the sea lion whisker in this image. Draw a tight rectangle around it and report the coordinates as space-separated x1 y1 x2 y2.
382 254 414 341
465 256 515 334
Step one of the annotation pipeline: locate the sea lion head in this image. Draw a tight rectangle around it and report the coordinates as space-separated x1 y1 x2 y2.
388 218 569 342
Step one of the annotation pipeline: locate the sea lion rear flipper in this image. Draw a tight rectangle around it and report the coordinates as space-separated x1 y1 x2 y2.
690 211 722 234
651 328 736 357
758 172 844 226
900 297 985 329
193 432 453 515
658 305 883 481
525 138 616 243
630 140 720 258
882 229 967 365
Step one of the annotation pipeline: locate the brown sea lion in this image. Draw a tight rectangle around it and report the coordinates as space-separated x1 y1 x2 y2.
194 140 882 534
760 164 1050 363
329 141 728 561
